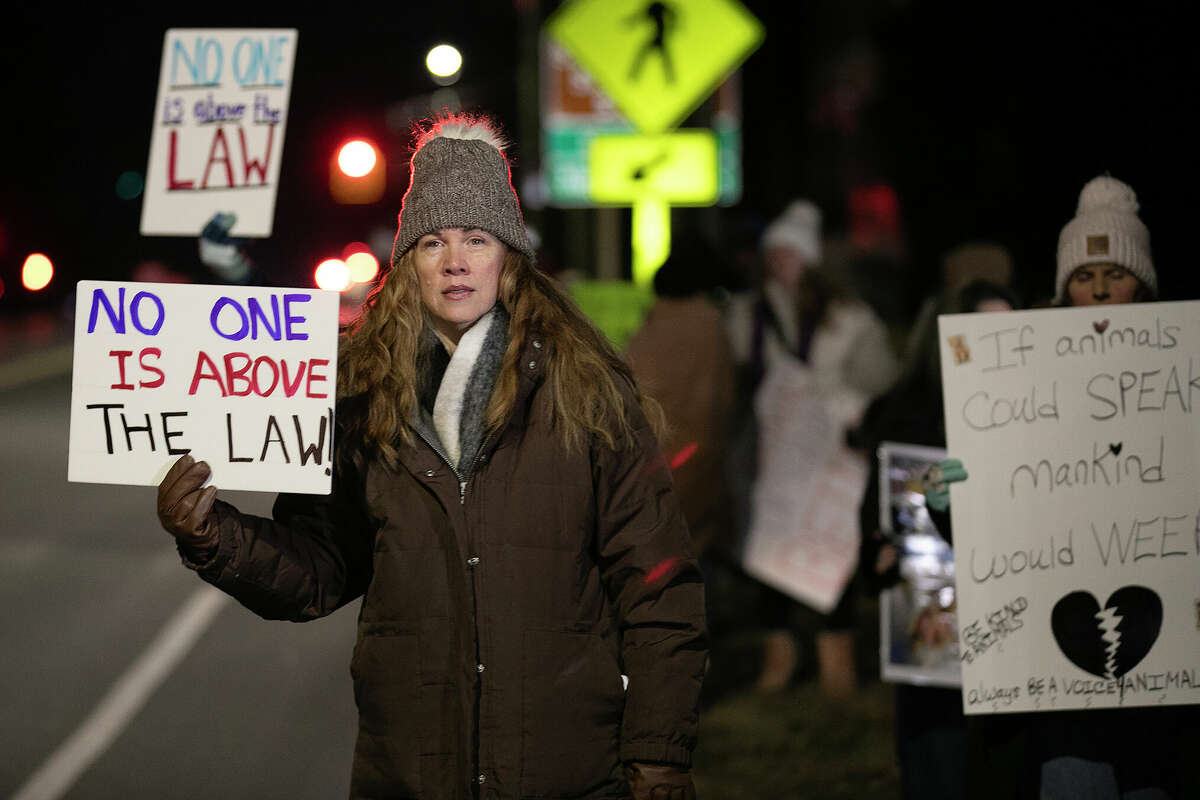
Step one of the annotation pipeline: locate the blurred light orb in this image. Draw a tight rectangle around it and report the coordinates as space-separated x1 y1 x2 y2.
346 251 380 284
115 170 144 200
337 140 377 178
314 258 351 292
426 44 463 78
22 253 54 291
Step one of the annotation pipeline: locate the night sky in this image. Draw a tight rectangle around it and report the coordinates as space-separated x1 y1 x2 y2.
3 2 1198 316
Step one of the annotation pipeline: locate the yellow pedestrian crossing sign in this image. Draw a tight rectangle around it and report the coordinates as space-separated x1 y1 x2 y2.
588 130 719 205
546 0 764 134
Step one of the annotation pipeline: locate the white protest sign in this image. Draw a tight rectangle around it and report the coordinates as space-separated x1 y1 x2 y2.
141 29 297 237
939 301 1200 714
740 354 864 613
68 281 339 494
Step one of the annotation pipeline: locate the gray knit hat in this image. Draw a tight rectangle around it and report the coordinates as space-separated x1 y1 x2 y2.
391 114 535 266
1054 175 1156 302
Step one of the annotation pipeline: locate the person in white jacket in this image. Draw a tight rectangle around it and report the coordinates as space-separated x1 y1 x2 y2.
725 198 899 695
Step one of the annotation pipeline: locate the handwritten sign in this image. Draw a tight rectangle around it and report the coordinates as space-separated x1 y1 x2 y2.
140 29 298 237
68 281 338 494
740 353 863 613
939 301 1200 713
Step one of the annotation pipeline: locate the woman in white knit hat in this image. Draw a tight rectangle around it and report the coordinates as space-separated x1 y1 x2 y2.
1053 174 1157 306
929 174 1182 800
725 198 899 697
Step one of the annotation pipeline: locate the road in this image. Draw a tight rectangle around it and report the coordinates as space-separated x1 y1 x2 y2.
0 352 358 799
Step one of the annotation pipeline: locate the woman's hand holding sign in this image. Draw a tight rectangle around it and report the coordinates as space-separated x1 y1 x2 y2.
157 454 220 559
921 458 967 512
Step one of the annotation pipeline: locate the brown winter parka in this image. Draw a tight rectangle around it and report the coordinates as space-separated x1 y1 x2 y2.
183 334 708 799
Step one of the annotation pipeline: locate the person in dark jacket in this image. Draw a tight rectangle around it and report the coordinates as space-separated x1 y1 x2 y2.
856 278 1020 800
155 113 707 800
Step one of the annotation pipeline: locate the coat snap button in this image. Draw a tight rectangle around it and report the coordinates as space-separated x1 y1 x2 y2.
467 556 480 567
477 774 487 784
528 360 536 370
477 663 486 672
533 340 542 349
424 469 435 478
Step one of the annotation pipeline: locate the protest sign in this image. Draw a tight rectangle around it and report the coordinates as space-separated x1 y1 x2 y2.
740 353 864 613
68 281 339 494
939 301 1200 713
141 29 298 237
877 442 961 688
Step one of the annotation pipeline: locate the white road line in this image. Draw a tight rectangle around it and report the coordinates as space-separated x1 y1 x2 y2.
9 586 229 800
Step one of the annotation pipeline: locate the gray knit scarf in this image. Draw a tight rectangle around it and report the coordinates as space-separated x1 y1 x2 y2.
414 305 510 475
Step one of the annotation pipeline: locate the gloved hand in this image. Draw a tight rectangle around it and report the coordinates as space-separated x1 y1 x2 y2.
199 212 254 283
624 762 696 800
157 454 220 558
922 458 967 512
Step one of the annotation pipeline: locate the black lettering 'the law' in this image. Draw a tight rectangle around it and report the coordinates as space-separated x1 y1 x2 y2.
226 413 252 462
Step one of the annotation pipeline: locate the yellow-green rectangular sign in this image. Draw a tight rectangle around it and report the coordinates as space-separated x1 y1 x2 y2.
588 130 719 205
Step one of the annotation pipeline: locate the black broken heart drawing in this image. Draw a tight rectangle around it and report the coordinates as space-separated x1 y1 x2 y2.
1051 586 1162 679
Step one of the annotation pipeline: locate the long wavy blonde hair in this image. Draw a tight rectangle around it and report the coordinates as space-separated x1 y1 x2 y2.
337 247 661 468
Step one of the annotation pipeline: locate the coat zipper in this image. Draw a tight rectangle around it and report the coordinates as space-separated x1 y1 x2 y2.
413 428 467 503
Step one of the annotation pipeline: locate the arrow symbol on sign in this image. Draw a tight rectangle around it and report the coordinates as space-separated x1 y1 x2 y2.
631 150 670 181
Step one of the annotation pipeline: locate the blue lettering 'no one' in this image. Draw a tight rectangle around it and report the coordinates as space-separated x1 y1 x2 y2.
170 37 223 86
232 37 287 87
87 288 165 335
210 294 310 341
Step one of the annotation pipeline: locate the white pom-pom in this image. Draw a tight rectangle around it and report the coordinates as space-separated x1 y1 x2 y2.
415 113 508 153
1077 175 1139 215
780 199 821 230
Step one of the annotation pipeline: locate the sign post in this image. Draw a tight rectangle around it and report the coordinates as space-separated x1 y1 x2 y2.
588 130 719 287
544 0 762 283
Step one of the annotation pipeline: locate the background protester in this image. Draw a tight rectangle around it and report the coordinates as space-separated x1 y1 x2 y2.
926 174 1184 799
857 278 1020 800
725 198 899 695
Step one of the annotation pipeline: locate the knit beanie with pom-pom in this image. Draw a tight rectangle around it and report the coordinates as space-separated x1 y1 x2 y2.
391 113 535 266
1054 175 1156 302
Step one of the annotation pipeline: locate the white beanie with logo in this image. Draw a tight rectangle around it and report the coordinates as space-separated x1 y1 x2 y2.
761 199 822 264
1055 175 1156 302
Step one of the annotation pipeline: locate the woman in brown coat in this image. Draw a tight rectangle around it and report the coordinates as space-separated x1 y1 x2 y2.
156 114 707 800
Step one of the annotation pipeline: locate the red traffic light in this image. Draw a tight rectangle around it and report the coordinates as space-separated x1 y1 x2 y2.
330 139 385 204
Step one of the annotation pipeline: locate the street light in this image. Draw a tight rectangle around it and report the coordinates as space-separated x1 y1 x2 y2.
22 253 54 291
426 44 462 86
342 242 380 284
314 258 350 292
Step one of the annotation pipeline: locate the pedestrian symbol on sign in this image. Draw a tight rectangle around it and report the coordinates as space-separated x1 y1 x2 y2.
626 2 678 84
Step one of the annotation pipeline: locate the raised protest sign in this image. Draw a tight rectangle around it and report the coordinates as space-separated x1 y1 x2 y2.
141 29 298 237
740 353 864 613
68 281 339 494
939 301 1200 713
